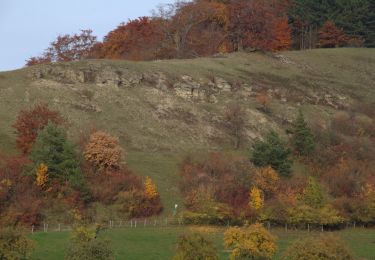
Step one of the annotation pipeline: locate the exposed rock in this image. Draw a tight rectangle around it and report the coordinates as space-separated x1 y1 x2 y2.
214 77 231 91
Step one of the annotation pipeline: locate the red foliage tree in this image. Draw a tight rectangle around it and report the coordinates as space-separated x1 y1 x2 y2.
227 0 290 51
13 103 65 154
100 17 164 60
319 21 348 48
26 29 97 66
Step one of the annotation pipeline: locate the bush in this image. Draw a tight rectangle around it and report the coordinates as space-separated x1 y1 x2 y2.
180 210 238 226
66 225 114 260
282 234 354 260
224 223 277 260
0 227 34 260
173 233 218 260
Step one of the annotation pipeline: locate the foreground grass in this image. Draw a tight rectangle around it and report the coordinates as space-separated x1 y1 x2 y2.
30 227 375 260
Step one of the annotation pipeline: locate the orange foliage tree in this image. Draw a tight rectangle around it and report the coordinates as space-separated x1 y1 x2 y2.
99 17 164 60
319 21 348 48
12 103 65 154
84 131 123 171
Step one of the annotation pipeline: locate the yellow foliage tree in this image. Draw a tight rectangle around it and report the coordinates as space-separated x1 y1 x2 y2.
254 166 279 197
224 224 277 260
249 187 264 210
144 176 158 199
35 163 48 188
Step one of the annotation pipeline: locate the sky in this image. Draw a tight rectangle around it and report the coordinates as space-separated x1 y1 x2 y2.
0 0 175 72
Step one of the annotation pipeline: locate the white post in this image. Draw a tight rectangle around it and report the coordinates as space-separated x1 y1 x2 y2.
135 220 137 228
31 225 34 234
58 224 61 232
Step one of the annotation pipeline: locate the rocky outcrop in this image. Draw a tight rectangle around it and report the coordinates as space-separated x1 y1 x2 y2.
28 62 349 108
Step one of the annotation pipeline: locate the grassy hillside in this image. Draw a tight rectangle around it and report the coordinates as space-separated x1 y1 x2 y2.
0 48 374 213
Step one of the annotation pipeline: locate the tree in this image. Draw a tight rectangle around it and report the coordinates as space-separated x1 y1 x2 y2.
30 123 84 191
13 103 64 154
0 227 34 260
66 225 114 260
173 233 218 260
282 234 354 260
84 131 123 171
249 187 264 210
319 21 348 48
35 163 48 188
251 131 293 177
289 110 315 156
99 17 165 60
26 30 97 65
155 1 228 58
224 224 277 260
303 177 324 209
274 16 292 51
254 166 279 198
144 176 159 199
225 103 246 149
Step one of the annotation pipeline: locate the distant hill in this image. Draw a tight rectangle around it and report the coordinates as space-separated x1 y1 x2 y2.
0 48 374 210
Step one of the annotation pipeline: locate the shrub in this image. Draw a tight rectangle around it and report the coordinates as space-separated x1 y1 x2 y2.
0 227 34 260
84 131 123 171
282 234 354 260
173 233 218 260
224 223 277 260
66 225 114 260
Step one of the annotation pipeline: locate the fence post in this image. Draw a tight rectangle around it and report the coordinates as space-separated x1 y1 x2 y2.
144 219 146 227
58 223 61 232
285 223 288 232
135 220 137 228
31 225 34 234
307 223 310 232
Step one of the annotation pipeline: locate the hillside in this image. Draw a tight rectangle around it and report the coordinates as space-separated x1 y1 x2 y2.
0 48 374 211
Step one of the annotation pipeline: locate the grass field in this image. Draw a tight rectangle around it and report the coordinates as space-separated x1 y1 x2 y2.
30 227 375 260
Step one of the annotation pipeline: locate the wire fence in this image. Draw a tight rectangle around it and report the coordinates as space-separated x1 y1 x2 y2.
29 217 366 234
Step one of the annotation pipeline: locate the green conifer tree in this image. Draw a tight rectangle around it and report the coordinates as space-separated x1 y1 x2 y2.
251 131 293 177
290 110 315 157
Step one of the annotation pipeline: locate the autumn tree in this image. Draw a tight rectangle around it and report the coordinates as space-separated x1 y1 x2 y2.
274 16 292 51
254 166 279 198
13 103 65 154
224 103 246 149
251 131 293 177
249 187 264 210
154 0 228 58
173 233 218 260
99 17 165 60
224 224 277 260
84 131 123 171
144 176 159 199
26 30 97 65
35 163 48 188
227 0 290 51
282 234 354 260
319 21 348 48
289 110 315 156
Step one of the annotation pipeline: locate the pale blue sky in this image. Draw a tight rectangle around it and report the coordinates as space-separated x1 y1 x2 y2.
0 0 175 71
